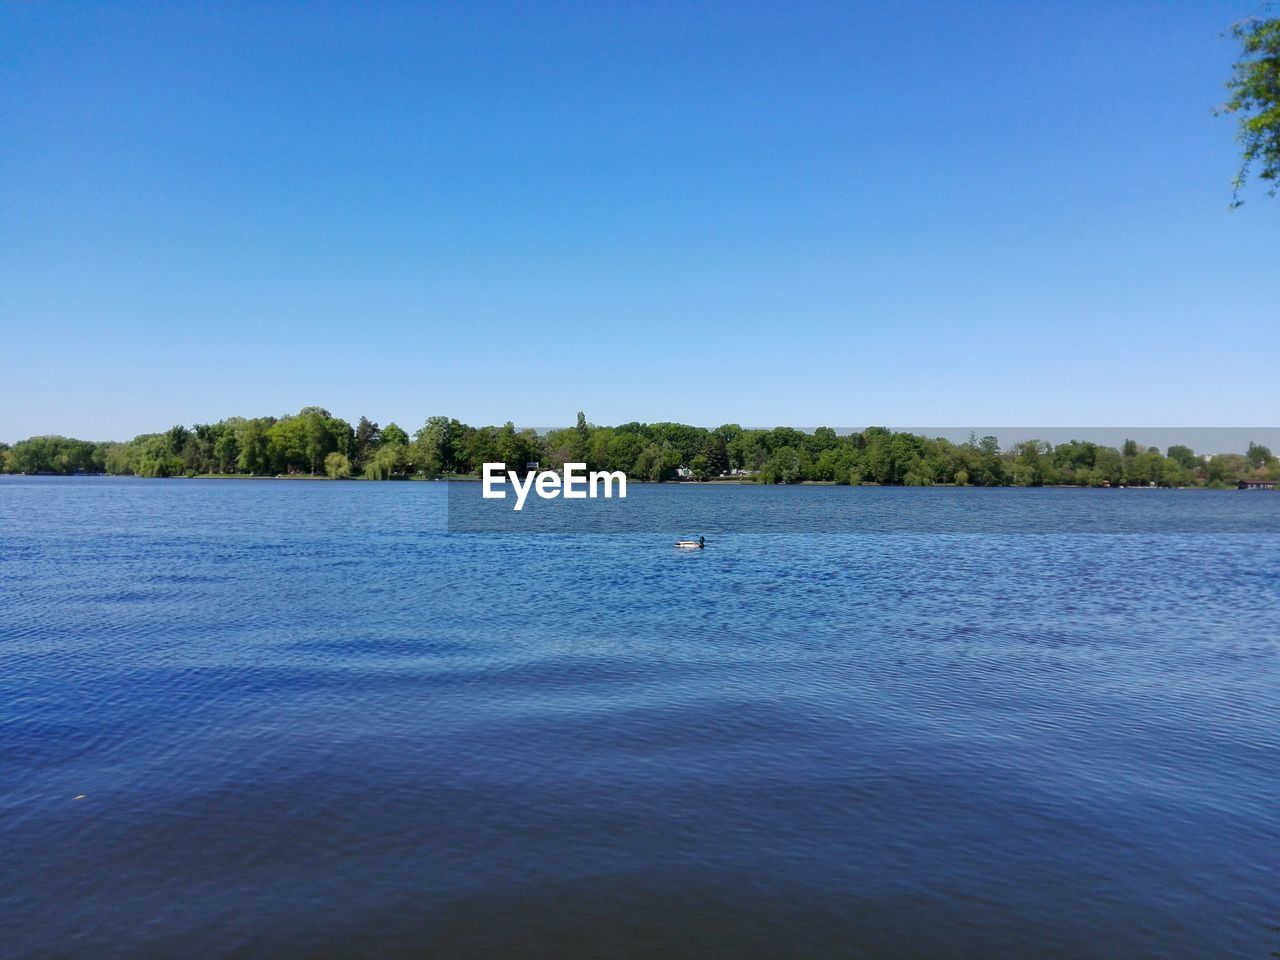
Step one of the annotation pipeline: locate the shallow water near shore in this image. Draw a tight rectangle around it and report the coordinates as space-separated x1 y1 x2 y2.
2 477 1278 959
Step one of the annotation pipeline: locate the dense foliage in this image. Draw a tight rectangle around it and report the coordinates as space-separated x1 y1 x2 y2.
3 409 1278 488
1223 14 1280 204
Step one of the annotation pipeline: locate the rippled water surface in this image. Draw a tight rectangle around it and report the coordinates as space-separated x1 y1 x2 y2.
2 477 1278 959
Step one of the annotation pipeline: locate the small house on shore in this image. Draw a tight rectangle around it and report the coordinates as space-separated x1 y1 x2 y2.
1238 478 1277 490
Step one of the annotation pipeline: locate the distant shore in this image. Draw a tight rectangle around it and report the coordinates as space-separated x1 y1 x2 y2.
4 410 1277 489
5 472 1271 492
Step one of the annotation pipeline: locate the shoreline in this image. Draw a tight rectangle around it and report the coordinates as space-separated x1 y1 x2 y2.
2 473 1266 491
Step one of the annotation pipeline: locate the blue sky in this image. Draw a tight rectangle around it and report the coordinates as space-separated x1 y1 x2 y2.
1 0 1275 441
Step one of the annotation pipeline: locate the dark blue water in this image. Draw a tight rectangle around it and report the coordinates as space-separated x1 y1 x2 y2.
2 477 1277 959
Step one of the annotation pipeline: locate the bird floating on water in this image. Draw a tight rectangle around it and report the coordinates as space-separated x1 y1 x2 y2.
675 536 705 549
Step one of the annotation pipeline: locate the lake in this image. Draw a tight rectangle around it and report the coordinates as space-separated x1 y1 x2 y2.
2 477 1277 959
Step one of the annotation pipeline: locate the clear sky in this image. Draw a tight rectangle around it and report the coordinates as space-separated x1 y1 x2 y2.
1 0 1275 442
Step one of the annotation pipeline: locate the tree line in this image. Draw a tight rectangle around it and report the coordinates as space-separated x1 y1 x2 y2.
2 408 1278 488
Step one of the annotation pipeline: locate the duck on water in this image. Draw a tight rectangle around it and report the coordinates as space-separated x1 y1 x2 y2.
675 536 705 549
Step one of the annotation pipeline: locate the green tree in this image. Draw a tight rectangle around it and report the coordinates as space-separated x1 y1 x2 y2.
1246 441 1274 469
1221 15 1280 204
602 431 647 473
363 444 403 480
574 411 590 462
727 429 768 471
1166 444 1200 471
759 446 803 484
902 457 935 486
324 452 352 479
1161 459 1192 487
650 422 709 465
705 435 729 476
633 442 680 481
213 422 241 473
862 430 893 484
381 422 410 447
412 416 464 476
267 416 308 473
586 427 616 471
1207 453 1250 485
103 443 134 475
497 422 541 472
1010 440 1050 487
354 416 380 467
267 407 351 475
958 434 1004 486
1126 449 1166 486
17 436 102 474
303 414 332 474
165 425 190 457
1094 447 1124 485
804 427 840 460
236 419 272 474
135 434 180 478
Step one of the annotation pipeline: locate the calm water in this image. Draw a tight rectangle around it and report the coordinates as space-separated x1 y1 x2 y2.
2 477 1277 959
